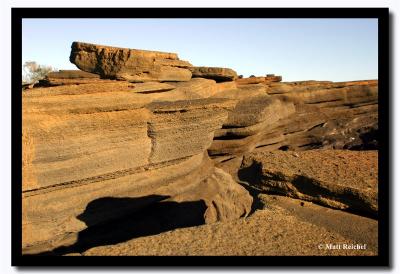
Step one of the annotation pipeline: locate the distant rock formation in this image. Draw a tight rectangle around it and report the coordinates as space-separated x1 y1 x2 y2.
190 66 238 82
35 70 105 87
236 75 282 85
69 41 193 82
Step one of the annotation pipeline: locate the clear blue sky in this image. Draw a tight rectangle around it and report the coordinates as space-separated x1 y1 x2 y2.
22 18 378 82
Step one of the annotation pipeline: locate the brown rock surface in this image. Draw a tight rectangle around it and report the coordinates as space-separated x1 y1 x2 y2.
168 78 236 99
236 75 282 85
81 194 376 256
267 81 378 107
240 150 378 216
22 41 379 257
209 80 378 159
260 194 378 251
22 82 252 254
47 150 378 256
190 66 238 82
24 81 142 97
70 41 193 82
47 70 100 79
209 96 296 157
126 82 176 93
35 70 109 87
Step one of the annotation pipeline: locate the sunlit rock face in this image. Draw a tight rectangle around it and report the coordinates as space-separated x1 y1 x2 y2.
22 41 378 256
22 68 251 255
209 79 378 162
69 41 193 82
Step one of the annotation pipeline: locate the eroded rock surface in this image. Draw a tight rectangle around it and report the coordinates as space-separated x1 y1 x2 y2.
190 66 238 82
70 41 193 82
22 83 252 254
239 150 378 217
22 41 379 257
236 75 282 85
209 80 378 160
35 70 112 87
81 194 377 256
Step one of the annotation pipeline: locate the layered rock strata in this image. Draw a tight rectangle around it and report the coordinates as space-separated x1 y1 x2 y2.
22 41 379 256
239 150 378 217
22 84 252 254
209 80 378 160
35 70 105 87
190 66 238 82
236 75 282 85
69 42 193 82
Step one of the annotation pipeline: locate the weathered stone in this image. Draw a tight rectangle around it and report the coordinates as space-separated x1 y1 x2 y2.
81 193 377 256
22 40 380 257
22 87 250 254
222 95 295 128
240 150 378 216
209 80 378 160
271 84 378 107
190 66 238 82
236 75 282 85
47 70 100 79
24 81 144 97
69 41 193 82
212 84 266 99
171 167 252 223
127 82 176 94
35 70 104 87
36 78 116 87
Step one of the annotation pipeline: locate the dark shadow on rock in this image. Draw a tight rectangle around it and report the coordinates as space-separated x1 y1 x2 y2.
345 128 379 150
291 175 377 220
237 160 377 220
34 195 207 255
237 182 264 216
237 160 262 186
237 161 264 215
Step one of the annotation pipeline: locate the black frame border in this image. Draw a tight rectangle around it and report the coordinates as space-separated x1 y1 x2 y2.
12 7 390 267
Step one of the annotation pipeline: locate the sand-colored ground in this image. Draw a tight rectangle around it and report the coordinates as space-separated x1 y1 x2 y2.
79 193 377 256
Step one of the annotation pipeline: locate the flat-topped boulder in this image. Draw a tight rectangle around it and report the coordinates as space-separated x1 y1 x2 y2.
69 41 193 82
236 75 282 85
190 66 238 82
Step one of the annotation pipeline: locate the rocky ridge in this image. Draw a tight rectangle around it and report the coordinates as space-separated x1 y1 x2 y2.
22 42 379 256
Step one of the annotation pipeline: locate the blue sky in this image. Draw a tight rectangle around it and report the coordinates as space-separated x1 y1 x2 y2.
22 18 378 82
